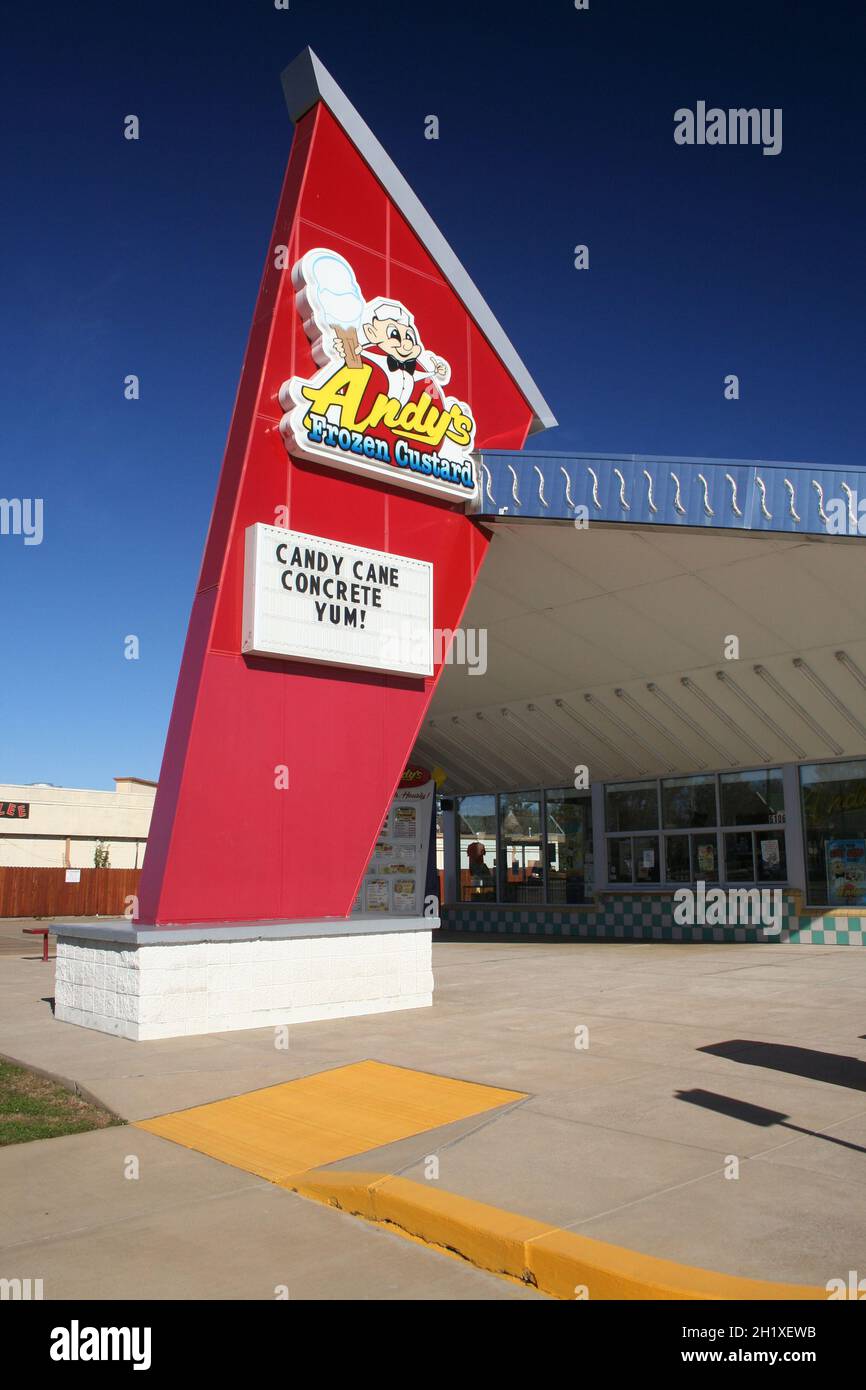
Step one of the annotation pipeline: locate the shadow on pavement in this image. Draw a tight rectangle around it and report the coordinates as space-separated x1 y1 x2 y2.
675 1086 866 1155
698 1040 866 1091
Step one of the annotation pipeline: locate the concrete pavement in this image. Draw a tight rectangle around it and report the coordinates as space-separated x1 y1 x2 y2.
0 1125 539 1299
2 924 866 1295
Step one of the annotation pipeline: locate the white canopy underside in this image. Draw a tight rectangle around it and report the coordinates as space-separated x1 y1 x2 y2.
418 524 866 792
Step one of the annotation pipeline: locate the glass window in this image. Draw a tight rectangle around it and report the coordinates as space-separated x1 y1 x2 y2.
720 769 785 826
607 837 633 883
800 759 866 906
663 833 722 882
725 828 786 884
605 781 658 832
500 794 543 903
634 835 660 883
693 833 719 883
661 774 717 829
665 834 691 882
724 831 754 882
603 765 796 888
546 790 593 904
606 835 660 884
755 829 786 883
457 795 497 902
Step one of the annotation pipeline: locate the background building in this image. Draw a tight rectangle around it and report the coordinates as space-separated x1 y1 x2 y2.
0 778 156 870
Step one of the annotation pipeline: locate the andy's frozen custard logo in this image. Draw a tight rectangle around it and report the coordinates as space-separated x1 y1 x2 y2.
399 764 431 787
279 249 477 500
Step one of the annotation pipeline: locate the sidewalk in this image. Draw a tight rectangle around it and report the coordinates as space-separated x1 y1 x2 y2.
0 1125 538 1299
2 925 866 1295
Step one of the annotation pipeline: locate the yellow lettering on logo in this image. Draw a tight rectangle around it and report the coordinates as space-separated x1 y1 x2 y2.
299 364 475 452
301 365 372 430
359 393 405 433
444 406 473 448
398 396 433 433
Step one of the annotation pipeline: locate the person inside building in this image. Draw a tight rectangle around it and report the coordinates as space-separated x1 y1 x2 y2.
467 839 492 891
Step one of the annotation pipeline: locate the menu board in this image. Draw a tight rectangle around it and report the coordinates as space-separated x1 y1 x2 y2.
353 774 435 917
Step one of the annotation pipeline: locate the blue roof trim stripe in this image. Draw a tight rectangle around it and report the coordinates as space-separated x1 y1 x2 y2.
472 450 866 538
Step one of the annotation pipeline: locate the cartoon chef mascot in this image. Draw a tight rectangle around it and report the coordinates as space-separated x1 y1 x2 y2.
333 299 450 407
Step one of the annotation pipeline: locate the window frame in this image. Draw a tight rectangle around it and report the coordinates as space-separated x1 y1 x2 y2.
604 767 787 889
448 758 866 905
453 787 594 906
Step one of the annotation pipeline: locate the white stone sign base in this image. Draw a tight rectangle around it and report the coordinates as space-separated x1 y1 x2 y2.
53 917 435 1041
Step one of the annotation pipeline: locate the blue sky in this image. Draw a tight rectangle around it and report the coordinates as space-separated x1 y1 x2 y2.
2 0 864 788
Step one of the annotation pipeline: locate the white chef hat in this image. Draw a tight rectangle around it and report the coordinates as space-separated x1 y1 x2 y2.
372 301 410 325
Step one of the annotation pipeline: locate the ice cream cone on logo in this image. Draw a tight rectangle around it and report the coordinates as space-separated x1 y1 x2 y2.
333 325 362 368
297 249 366 368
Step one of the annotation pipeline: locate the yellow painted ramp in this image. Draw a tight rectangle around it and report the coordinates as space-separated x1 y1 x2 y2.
136 1060 524 1182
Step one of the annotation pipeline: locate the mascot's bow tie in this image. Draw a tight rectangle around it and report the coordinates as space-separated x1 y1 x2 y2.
386 355 418 374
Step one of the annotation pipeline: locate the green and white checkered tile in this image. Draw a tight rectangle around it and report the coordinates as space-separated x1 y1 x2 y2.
442 896 866 944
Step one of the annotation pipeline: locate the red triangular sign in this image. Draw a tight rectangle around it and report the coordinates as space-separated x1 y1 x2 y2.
137 52 540 924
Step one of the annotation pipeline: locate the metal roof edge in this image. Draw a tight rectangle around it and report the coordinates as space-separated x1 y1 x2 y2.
280 47 557 436
481 448 864 474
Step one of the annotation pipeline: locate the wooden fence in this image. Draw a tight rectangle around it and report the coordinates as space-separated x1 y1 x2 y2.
0 867 142 919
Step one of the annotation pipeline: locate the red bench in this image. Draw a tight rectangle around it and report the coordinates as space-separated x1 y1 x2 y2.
22 927 50 961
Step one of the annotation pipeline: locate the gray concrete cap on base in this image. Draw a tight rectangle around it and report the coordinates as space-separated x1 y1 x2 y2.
53 915 438 946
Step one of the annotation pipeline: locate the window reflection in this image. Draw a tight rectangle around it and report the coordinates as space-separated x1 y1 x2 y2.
457 795 496 902
720 770 785 826
662 775 717 829
546 790 593 903
801 760 866 906
501 794 543 903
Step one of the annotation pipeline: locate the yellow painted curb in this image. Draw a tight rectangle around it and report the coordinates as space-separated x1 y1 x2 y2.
284 1169 825 1302
286 1169 544 1281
